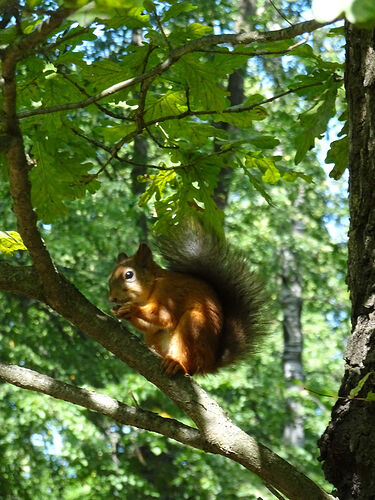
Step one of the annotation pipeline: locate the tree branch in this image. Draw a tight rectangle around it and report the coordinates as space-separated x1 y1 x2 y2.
1 7 76 304
2 54 61 303
0 362 211 452
0 262 45 301
17 18 333 119
60 71 132 121
142 80 330 129
72 79 333 171
3 6 76 61
197 34 310 57
70 127 172 171
0 259 333 499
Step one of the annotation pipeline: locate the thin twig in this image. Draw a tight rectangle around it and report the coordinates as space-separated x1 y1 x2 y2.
70 127 171 171
143 79 333 129
152 7 172 51
60 71 132 121
145 125 179 149
304 386 375 403
265 482 287 500
267 0 293 27
197 34 310 57
17 18 332 119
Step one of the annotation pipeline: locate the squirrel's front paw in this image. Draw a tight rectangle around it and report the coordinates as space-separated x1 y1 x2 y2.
113 302 132 319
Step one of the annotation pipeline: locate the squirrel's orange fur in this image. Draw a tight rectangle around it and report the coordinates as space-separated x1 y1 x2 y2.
109 244 223 375
109 224 266 376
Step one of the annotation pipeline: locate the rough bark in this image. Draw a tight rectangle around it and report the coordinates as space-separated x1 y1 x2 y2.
318 24 375 499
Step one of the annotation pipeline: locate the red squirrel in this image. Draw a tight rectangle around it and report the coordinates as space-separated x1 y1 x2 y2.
109 223 265 375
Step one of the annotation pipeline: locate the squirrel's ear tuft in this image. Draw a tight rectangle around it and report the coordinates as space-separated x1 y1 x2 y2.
117 252 128 263
136 243 153 264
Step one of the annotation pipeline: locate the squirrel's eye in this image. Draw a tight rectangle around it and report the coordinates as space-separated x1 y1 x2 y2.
125 271 134 280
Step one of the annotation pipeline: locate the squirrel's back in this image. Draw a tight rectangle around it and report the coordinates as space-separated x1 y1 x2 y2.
157 222 267 368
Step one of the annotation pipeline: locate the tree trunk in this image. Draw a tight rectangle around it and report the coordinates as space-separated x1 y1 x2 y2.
318 23 375 499
280 190 305 447
280 241 304 446
213 0 255 210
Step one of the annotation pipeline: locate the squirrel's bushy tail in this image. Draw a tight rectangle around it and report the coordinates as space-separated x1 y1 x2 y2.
157 221 267 368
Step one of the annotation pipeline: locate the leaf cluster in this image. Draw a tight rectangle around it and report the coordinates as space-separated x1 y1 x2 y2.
0 0 346 231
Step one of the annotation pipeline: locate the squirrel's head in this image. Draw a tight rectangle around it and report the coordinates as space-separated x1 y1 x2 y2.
108 243 158 305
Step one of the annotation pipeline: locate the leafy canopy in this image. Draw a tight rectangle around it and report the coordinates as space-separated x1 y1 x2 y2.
0 0 346 241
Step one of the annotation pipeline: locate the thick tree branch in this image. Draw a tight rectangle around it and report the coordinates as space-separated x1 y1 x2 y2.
0 262 45 301
0 362 210 452
2 54 61 302
1 7 76 304
17 18 332 119
31 275 336 499
0 259 333 499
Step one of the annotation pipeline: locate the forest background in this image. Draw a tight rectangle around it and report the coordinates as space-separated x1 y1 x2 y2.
0 0 366 498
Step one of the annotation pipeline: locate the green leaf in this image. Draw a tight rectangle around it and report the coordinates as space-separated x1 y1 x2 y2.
249 135 280 150
173 54 229 111
242 167 274 206
138 170 176 207
262 163 281 184
327 135 348 180
349 372 375 399
244 154 281 185
30 143 101 223
0 231 27 256
23 19 43 34
163 121 228 148
68 2 148 28
97 123 136 142
282 170 313 183
237 154 275 205
139 150 226 232
291 43 316 59
214 106 267 127
82 59 126 89
144 91 187 122
163 2 197 21
53 26 97 51
294 85 338 165
347 0 375 27
143 0 155 12
365 392 375 402
214 93 268 126
188 22 213 37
